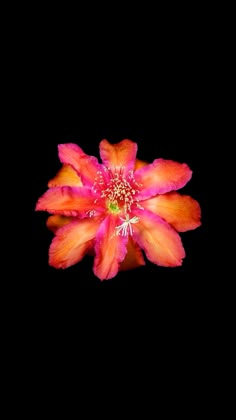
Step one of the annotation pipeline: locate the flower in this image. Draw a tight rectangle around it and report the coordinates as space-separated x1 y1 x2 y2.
35 139 201 280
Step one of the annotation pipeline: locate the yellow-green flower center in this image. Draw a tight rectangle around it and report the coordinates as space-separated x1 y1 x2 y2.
108 202 120 214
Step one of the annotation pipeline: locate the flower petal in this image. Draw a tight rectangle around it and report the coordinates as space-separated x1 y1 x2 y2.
93 214 128 280
132 209 185 267
135 159 192 200
35 186 104 217
46 215 73 233
99 139 137 175
134 159 148 170
49 217 101 269
48 164 82 188
58 143 101 187
58 143 86 167
143 192 201 232
119 237 145 271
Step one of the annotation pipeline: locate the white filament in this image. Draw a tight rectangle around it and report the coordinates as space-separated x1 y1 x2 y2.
115 215 140 236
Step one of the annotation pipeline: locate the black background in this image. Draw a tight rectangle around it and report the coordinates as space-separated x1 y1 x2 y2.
26 12 214 330
30 77 210 302
9 9 225 408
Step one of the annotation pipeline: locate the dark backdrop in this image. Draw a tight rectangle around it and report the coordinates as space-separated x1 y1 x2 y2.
12 11 222 407
26 17 214 328
30 83 209 294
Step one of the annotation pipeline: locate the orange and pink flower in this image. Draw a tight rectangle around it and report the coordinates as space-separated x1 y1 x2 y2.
35 139 201 280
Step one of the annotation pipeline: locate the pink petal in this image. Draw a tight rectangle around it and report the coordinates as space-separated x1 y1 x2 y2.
93 214 128 280
132 208 185 267
58 143 102 187
35 186 105 217
58 143 86 168
143 192 201 232
135 159 192 200
49 217 102 269
99 139 137 175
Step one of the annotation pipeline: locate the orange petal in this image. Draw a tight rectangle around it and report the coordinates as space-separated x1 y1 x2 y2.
35 186 105 217
58 143 101 187
46 215 73 234
48 165 82 188
49 217 101 269
135 159 192 200
99 139 137 175
133 209 185 267
119 237 145 271
143 192 201 232
134 159 148 170
93 214 128 280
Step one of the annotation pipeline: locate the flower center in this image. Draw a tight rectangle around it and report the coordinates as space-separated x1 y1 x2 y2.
108 202 120 214
93 167 142 216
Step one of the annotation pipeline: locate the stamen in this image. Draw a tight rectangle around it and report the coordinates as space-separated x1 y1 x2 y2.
93 167 143 216
115 215 140 236
86 210 95 217
136 203 144 210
